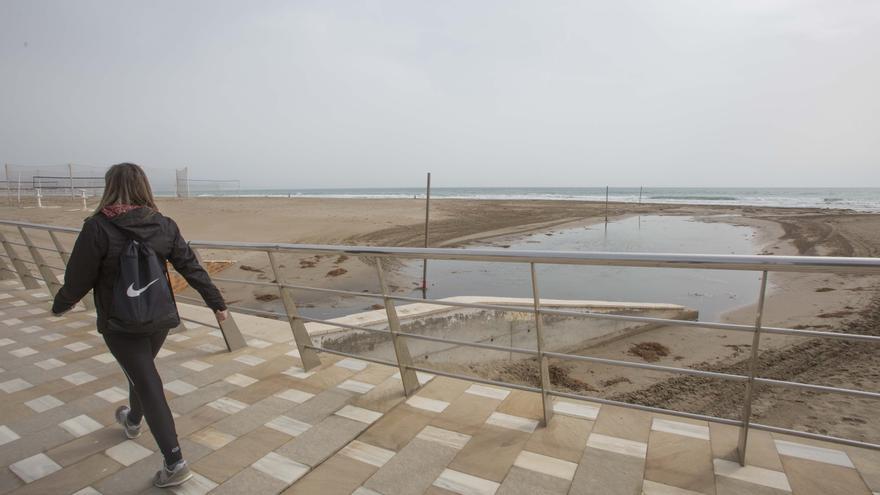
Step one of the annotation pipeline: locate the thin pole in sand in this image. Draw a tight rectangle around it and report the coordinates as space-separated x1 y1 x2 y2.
639 186 643 204
421 172 431 298
604 186 609 224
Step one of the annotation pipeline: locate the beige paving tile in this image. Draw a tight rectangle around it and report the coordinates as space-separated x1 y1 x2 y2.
447 424 530 482
778 455 871 495
524 414 592 463
591 404 652 443
712 458 791 493
191 426 290 483
189 427 237 451
709 423 783 471
496 390 544 421
645 430 716 495
431 393 501 436
359 405 435 451
282 454 378 495
414 376 471 402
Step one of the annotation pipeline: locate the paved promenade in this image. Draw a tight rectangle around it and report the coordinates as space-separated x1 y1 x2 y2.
0 280 878 494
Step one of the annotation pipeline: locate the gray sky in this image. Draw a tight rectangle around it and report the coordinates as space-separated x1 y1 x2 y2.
1 1 878 188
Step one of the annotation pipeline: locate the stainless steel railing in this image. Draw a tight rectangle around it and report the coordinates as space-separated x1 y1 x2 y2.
2 218 879 466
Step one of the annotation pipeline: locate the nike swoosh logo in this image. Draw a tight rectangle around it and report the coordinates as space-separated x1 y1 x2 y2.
126 278 161 297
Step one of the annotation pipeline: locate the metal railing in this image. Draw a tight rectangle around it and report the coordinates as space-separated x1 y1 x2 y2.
2 218 880 466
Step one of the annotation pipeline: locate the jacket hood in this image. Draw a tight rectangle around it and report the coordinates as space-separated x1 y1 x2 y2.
101 207 164 241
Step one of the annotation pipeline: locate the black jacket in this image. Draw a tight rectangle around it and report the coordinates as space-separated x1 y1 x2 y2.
52 207 227 332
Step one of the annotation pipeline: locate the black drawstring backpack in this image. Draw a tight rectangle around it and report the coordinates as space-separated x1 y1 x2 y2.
103 221 180 334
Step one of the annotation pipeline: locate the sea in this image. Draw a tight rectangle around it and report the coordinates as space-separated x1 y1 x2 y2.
196 187 880 212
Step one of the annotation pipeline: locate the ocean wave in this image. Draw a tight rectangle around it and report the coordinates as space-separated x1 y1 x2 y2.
649 195 739 201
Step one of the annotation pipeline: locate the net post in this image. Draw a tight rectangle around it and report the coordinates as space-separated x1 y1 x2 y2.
267 250 322 370
18 226 62 296
374 257 421 396
737 271 769 466
530 262 553 426
0 230 41 289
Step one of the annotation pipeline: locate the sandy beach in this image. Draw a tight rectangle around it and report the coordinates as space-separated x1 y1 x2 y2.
2 196 879 441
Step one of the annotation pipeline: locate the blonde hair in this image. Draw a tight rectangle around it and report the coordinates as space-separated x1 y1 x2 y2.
93 163 158 215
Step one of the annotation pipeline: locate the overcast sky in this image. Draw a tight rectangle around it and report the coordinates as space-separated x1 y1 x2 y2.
1 1 878 188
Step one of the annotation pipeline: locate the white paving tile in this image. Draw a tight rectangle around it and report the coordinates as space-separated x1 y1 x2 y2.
486 412 539 433
285 349 301 358
335 405 383 424
652 418 710 441
35 358 65 370
72 487 103 495
169 472 217 495
513 450 578 481
465 384 510 401
165 380 198 395
247 338 272 349
0 337 16 346
20 324 43 332
335 358 368 371
2 317 23 326
774 440 854 468
92 352 116 364
10 346 37 358
40 333 64 342
339 440 396 467
338 379 376 394
64 341 92 352
196 343 225 353
392 370 435 384
252 452 309 484
586 433 647 459
432 468 500 495
553 400 600 420
9 452 62 483
0 424 21 446
352 488 383 495
59 414 103 437
66 320 91 329
95 387 128 403
1 377 33 393
265 415 312 437
207 397 248 414
181 360 212 372
234 355 266 366
713 458 791 492
105 440 153 466
25 394 64 413
416 425 471 450
282 366 315 379
274 388 315 404
63 371 97 385
167 333 190 342
224 373 257 387
182 321 203 330
406 396 450 413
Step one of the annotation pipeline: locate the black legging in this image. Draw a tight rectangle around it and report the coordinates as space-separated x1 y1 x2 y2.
103 329 183 467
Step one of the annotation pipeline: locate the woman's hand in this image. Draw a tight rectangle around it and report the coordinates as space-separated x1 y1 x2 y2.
215 309 229 323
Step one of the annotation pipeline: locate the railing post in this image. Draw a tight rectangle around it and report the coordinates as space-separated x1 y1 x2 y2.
18 226 62 296
0 230 41 289
530 263 553 426
737 270 769 466
374 257 421 396
267 250 322 369
190 245 246 351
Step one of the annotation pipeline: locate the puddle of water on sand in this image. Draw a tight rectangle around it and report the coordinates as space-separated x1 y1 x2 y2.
296 215 763 321
401 215 763 322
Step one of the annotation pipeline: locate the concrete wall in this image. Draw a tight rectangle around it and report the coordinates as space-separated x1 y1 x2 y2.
315 296 697 365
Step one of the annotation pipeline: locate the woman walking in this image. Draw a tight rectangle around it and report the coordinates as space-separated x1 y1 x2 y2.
52 163 228 488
